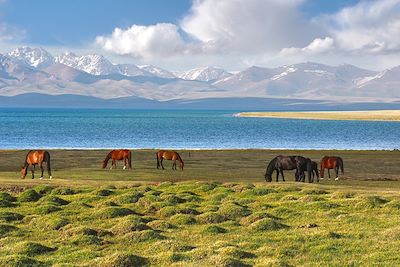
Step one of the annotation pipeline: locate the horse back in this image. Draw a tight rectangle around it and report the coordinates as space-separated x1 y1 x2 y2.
26 150 46 165
321 156 338 169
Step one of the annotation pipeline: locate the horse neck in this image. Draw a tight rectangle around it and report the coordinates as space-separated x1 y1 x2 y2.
104 151 113 164
266 158 276 176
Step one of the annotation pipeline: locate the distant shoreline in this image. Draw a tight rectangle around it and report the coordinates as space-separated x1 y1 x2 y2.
235 110 400 121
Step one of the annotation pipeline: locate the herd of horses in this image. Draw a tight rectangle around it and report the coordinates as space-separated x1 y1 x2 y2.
264 155 344 183
20 150 343 183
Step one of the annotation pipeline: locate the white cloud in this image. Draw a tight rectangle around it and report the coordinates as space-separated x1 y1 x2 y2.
325 0 400 53
280 37 335 55
94 0 400 70
181 0 321 54
95 23 186 58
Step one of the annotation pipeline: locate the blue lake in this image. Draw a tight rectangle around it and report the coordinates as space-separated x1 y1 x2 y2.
0 108 399 150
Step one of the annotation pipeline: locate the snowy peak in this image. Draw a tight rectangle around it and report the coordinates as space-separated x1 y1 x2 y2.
55 52 120 75
7 46 54 69
178 66 232 82
138 65 176 79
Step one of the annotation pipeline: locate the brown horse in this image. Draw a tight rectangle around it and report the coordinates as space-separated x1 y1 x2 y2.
320 156 344 180
102 149 132 169
156 150 184 170
21 150 52 179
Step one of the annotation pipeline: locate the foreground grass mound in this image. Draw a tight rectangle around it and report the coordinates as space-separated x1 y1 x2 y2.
1 182 400 266
18 189 41 202
99 253 148 267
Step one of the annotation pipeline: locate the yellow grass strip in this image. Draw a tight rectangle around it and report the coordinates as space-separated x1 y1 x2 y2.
236 110 400 121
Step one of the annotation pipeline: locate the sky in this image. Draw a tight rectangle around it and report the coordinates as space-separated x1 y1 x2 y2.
1 0 400 71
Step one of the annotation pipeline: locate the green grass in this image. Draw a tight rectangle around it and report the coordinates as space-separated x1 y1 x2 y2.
0 149 400 265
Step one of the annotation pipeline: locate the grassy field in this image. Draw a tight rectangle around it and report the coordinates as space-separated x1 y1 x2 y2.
0 149 400 266
236 110 400 121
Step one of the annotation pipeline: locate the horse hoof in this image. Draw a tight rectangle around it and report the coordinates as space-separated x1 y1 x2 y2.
335 177 340 181
39 177 43 180
123 166 126 170
49 176 53 179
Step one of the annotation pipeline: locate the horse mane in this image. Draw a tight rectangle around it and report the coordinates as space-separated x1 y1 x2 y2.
22 150 33 168
265 157 277 177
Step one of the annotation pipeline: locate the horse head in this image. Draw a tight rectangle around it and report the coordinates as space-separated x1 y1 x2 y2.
264 173 272 182
101 160 108 169
21 166 27 178
179 160 184 170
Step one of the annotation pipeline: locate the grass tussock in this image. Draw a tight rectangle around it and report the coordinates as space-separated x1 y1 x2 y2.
18 242 56 256
18 189 41 202
250 218 288 232
0 224 18 237
99 253 148 267
0 212 24 222
0 255 46 267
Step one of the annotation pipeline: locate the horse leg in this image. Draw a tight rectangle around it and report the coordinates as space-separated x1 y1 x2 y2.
173 160 177 170
276 169 279 182
160 159 165 170
31 165 35 179
39 164 44 179
320 168 324 179
281 170 285 182
123 158 127 170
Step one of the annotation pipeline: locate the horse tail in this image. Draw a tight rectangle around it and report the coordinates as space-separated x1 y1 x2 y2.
128 151 132 169
102 151 113 168
177 154 184 170
156 151 160 168
265 157 276 182
320 157 325 178
338 157 344 174
45 151 52 177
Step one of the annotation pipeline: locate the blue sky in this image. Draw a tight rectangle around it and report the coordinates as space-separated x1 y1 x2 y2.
1 0 192 46
2 0 357 46
1 0 400 70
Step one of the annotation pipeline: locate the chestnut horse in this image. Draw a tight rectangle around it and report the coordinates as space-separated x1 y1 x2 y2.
320 156 344 180
102 149 132 170
21 150 52 179
156 150 184 170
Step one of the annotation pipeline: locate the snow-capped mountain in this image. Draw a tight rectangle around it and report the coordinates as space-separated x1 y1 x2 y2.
117 64 150 77
1 46 400 103
7 46 54 69
55 52 120 75
178 66 232 82
138 65 176 79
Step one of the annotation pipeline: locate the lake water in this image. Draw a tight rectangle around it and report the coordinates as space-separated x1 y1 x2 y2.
0 108 399 150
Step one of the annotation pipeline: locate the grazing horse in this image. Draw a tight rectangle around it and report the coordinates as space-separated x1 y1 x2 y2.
264 156 296 182
102 149 132 170
320 156 344 180
156 150 184 170
293 156 313 183
21 150 52 179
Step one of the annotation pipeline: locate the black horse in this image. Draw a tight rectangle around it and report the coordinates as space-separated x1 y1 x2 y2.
264 155 312 182
293 156 313 183
310 160 319 182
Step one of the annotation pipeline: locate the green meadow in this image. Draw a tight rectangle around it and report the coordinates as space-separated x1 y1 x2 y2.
0 149 400 266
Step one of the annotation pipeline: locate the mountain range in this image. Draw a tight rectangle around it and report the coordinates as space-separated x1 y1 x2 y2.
1 46 399 109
